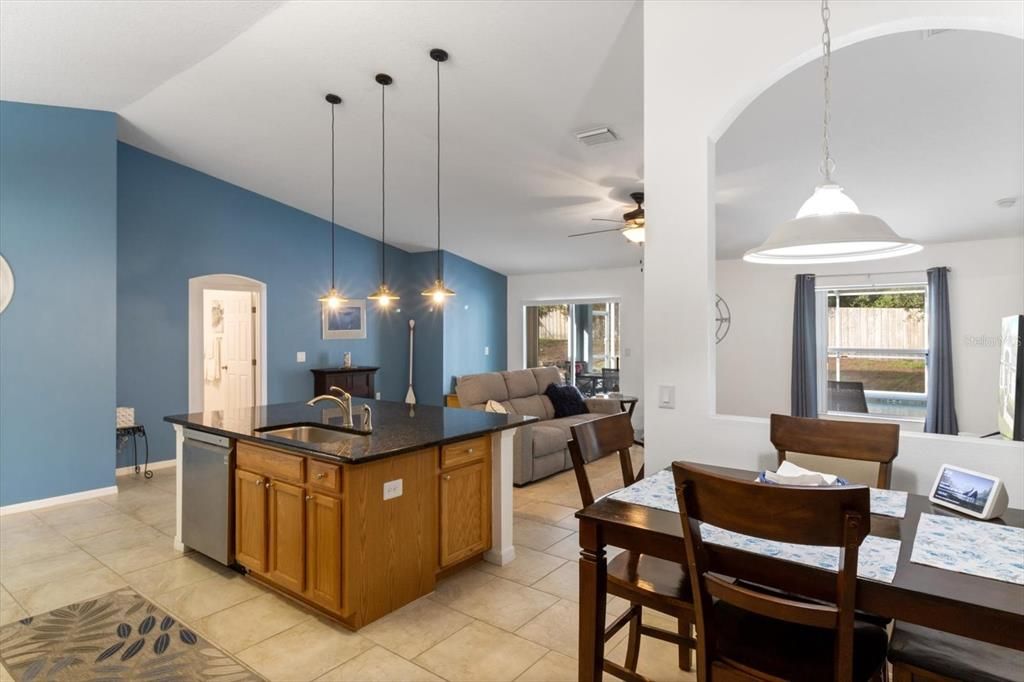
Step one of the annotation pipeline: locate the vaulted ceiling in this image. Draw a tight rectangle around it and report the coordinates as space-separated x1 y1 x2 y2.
1 0 644 275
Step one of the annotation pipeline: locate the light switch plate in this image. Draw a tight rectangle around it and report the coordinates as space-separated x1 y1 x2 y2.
658 385 676 409
383 479 403 500
484 346 490 356
296 351 306 363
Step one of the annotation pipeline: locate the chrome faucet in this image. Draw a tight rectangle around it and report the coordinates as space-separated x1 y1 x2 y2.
306 385 354 428
361 404 373 431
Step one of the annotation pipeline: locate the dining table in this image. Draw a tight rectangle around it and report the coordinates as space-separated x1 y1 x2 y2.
575 463 1024 681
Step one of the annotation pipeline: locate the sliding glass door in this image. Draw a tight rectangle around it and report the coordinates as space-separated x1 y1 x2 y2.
524 301 621 396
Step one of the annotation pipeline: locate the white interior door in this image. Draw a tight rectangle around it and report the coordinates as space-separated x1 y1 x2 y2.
222 292 255 411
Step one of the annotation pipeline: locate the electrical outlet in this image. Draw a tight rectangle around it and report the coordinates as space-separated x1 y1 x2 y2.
658 385 676 409
296 351 306 363
624 348 632 357
383 479 403 500
375 392 381 400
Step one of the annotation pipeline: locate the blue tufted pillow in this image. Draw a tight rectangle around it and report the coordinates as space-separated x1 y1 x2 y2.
544 383 588 418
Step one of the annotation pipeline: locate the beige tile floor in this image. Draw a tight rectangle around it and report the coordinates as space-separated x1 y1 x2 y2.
0 449 695 681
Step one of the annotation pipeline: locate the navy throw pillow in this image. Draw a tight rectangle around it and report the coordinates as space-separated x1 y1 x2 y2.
544 383 588 418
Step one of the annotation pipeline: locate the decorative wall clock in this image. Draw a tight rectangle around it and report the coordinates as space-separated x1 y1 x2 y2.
715 294 731 344
0 255 13 314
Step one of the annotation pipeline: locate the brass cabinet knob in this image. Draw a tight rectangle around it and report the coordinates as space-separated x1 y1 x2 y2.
315 473 326 480
443 474 451 481
255 478 263 486
265 482 272 489
468 448 474 453
305 495 313 501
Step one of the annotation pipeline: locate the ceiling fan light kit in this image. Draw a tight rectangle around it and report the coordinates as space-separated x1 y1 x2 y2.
569 190 646 243
743 0 920 265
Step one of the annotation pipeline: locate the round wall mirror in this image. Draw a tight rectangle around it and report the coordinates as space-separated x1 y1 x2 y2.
0 255 13 313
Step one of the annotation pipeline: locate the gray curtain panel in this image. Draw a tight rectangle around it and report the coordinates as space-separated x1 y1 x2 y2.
791 274 818 418
925 267 959 434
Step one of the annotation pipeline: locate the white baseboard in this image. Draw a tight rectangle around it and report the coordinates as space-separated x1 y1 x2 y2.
115 459 176 477
0 485 120 516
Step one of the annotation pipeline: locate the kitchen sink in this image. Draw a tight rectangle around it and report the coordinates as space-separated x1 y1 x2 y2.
257 424 368 444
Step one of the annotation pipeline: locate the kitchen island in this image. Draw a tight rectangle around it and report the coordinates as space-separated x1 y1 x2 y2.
165 398 535 629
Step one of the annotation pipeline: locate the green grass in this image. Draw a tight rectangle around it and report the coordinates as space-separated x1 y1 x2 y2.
828 357 925 393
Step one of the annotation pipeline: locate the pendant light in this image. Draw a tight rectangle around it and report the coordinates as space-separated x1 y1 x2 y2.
368 74 399 308
743 0 921 265
421 48 456 303
318 93 347 309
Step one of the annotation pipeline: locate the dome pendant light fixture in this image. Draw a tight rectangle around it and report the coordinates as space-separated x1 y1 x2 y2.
743 0 921 265
318 93 347 309
368 74 399 308
422 48 456 304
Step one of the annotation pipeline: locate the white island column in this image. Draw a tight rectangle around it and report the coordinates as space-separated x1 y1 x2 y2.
485 428 517 566
172 423 186 552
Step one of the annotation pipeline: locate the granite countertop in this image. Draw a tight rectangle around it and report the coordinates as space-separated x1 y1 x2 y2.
164 399 535 464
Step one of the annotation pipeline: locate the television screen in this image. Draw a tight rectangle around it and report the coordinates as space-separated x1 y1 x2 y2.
933 466 995 514
998 315 1023 441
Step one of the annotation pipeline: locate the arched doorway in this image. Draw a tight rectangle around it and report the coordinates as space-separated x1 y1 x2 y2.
188 274 268 413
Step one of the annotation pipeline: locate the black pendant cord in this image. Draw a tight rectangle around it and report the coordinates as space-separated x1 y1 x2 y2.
381 81 387 284
435 56 442 283
330 101 337 290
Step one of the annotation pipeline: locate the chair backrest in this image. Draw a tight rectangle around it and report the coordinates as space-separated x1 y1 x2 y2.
672 462 870 682
828 380 869 413
567 413 640 507
771 413 899 489
601 368 620 392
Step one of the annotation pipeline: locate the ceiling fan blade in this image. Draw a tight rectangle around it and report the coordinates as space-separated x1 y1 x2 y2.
568 227 624 238
591 218 623 223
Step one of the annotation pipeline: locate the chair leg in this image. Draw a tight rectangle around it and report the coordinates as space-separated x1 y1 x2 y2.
677 614 693 671
624 605 642 672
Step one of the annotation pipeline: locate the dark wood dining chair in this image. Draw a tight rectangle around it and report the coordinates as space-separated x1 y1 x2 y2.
672 462 888 682
888 622 1023 682
771 413 899 489
568 413 696 681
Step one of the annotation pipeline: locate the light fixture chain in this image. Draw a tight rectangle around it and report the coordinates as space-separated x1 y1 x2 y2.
820 0 834 183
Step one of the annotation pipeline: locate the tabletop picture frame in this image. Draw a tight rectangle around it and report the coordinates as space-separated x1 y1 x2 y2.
322 299 367 340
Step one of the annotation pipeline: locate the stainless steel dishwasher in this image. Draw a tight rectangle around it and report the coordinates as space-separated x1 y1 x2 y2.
181 429 234 565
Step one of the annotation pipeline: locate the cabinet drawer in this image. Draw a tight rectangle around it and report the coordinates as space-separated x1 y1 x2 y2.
238 442 304 483
308 459 341 493
441 437 489 470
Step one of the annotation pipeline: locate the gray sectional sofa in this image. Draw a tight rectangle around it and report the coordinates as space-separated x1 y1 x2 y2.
455 367 621 485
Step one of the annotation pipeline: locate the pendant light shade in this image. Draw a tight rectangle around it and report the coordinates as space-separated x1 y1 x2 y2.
318 93 347 308
368 73 399 308
421 48 455 302
743 1 920 265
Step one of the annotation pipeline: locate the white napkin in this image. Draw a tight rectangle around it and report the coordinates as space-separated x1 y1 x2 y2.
762 461 839 486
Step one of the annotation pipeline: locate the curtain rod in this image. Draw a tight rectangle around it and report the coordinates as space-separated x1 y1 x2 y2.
812 267 948 279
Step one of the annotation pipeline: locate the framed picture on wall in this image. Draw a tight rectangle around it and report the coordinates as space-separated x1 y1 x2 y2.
322 299 367 340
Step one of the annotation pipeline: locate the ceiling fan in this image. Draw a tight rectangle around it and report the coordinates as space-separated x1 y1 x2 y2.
569 191 645 243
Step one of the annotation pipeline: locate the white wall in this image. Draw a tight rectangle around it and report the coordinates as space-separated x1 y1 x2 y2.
507 266 644 428
644 1 1024 503
716 237 1024 435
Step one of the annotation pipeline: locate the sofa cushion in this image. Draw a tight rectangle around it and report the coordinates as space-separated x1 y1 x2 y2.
532 366 562 392
545 383 588 418
456 372 508 408
532 425 570 457
532 450 569 481
509 395 549 419
502 369 539 399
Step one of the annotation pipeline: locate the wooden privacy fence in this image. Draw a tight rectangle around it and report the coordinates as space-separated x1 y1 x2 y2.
827 307 925 349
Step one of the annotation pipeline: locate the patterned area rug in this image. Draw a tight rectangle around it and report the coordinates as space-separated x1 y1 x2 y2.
0 588 263 681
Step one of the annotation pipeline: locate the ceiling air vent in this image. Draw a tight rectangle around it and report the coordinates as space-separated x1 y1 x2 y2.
576 127 618 146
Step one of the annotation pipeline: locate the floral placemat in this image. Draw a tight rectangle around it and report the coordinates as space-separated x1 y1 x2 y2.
608 468 908 518
0 588 263 681
910 513 1024 585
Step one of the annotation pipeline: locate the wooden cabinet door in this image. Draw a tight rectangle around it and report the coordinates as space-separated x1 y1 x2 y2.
439 461 490 567
235 469 268 572
305 493 342 612
268 480 305 593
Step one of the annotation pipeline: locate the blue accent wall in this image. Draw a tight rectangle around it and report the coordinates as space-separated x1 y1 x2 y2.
117 143 429 463
442 251 507 392
0 102 118 506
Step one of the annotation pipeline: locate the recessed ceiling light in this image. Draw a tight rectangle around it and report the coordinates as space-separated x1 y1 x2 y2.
576 127 618 146
995 196 1018 208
